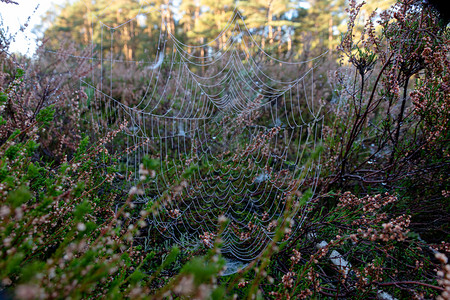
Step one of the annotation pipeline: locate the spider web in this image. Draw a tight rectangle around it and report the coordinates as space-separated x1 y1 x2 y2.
78 5 324 263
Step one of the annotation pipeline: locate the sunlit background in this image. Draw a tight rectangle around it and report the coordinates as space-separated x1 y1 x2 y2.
0 0 58 55
1 0 395 56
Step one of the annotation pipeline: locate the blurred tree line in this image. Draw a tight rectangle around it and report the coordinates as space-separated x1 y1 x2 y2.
42 0 394 61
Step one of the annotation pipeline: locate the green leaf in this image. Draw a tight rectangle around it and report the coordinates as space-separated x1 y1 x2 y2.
0 164 8 182
298 189 313 207
16 68 24 78
36 105 55 126
7 186 32 208
311 145 324 160
4 143 21 160
142 155 159 170
74 136 90 161
7 129 20 141
73 182 85 198
74 201 92 220
129 270 146 284
211 286 226 300
25 140 39 156
182 164 198 179
161 246 180 269
21 261 46 282
27 162 41 179
2 252 25 277
121 253 132 268
181 256 224 286
0 92 7 103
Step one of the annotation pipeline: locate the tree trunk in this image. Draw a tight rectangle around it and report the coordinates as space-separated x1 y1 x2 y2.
277 26 282 55
268 4 273 45
328 18 333 53
287 28 292 53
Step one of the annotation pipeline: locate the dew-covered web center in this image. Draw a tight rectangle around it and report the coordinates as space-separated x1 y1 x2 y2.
77 4 324 270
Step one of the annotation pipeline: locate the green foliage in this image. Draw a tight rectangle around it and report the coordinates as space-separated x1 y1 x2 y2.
36 105 55 126
181 256 224 286
4 142 21 160
182 163 198 179
15 68 24 79
7 186 32 208
142 155 159 170
74 201 93 220
0 91 7 103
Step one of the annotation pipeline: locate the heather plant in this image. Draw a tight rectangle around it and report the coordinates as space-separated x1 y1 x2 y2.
219 190 444 299
0 45 93 162
319 0 449 248
0 44 283 299
322 0 450 187
0 77 231 299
